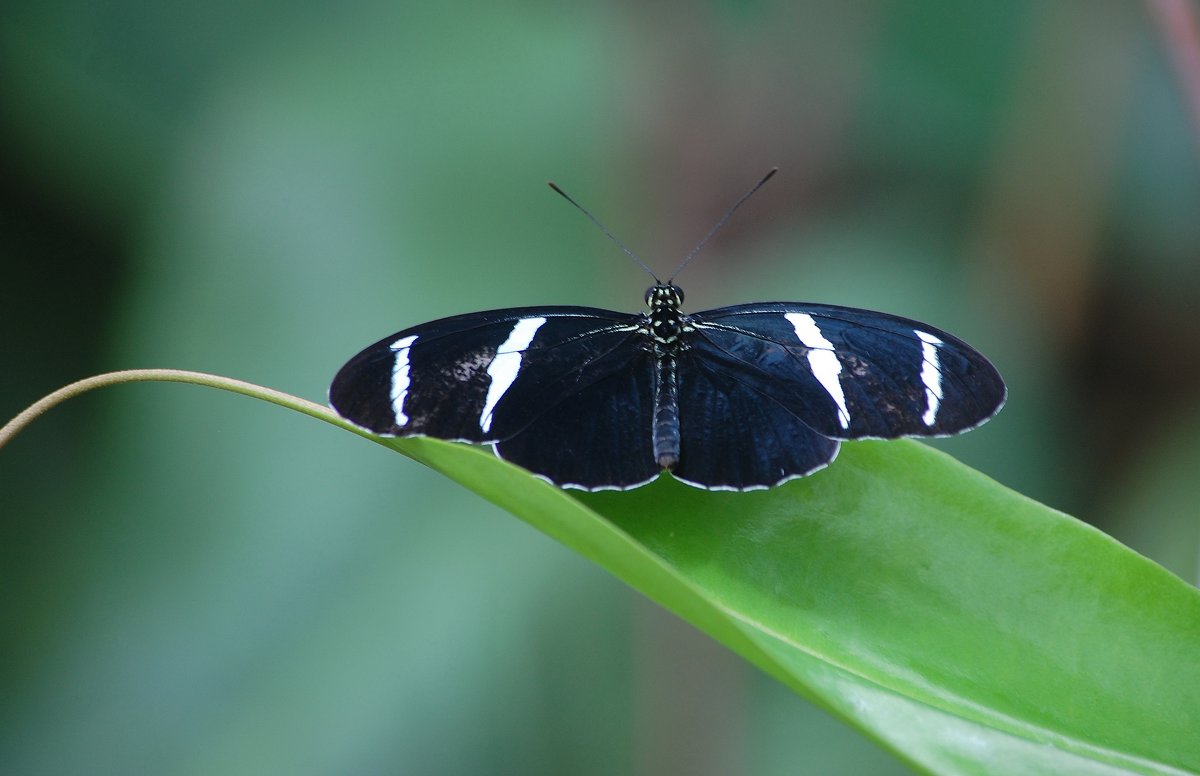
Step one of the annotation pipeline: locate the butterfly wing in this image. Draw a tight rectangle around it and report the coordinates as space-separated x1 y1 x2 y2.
329 306 659 488
493 349 660 489
671 348 841 489
687 302 1006 440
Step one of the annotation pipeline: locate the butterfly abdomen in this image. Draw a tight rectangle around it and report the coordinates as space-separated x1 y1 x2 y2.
652 355 681 469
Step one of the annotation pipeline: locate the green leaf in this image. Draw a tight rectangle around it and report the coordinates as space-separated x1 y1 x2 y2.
397 436 1200 775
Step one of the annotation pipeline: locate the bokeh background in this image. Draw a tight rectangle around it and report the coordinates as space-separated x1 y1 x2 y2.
3 1 1199 774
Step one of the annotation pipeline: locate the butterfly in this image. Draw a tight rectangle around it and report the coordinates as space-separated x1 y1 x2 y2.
329 171 1006 491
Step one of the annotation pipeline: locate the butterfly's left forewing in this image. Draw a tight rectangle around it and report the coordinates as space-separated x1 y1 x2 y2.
330 306 660 487
688 302 1006 440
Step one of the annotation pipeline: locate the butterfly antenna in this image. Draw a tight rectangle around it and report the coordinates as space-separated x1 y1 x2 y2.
667 167 778 283
548 181 661 283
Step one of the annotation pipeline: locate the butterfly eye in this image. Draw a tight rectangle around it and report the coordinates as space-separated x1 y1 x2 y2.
644 287 655 306
671 285 684 304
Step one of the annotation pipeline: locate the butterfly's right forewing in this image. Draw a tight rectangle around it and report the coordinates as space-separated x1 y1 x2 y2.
689 303 1006 441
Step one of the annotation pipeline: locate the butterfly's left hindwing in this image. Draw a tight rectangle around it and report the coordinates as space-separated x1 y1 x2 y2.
495 349 660 489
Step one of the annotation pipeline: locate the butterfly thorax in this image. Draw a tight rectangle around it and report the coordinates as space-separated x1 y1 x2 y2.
645 283 692 352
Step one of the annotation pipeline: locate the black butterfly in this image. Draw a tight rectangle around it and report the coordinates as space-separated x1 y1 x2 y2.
330 171 1006 491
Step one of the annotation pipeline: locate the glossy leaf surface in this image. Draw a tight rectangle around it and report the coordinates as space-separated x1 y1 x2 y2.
395 436 1200 775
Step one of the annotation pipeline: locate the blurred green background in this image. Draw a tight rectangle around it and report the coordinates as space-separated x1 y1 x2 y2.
2 1 1198 774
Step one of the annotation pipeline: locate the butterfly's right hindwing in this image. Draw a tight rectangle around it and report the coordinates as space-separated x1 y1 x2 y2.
671 349 841 489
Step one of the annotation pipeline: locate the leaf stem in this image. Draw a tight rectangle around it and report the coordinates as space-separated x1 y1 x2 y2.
0 368 369 451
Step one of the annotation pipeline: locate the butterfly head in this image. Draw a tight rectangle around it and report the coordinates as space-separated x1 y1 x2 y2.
645 283 684 312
